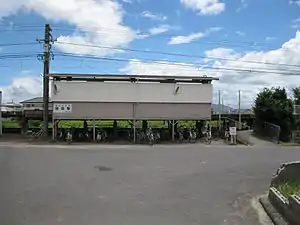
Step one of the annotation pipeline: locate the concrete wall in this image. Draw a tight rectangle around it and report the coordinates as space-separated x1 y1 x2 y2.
236 130 252 146
53 102 211 120
51 81 212 103
268 188 300 225
268 162 300 225
271 161 300 186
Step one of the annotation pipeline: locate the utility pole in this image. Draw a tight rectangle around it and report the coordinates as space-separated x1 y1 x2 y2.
238 90 242 130
38 24 54 136
221 98 224 114
218 90 221 131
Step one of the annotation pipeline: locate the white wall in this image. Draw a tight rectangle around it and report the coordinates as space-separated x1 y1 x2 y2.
51 81 213 103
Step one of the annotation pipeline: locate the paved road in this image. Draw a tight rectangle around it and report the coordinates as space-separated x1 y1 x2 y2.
0 143 299 225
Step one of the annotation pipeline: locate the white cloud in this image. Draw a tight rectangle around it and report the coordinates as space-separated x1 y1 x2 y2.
149 24 171 35
204 31 300 107
180 0 225 15
292 18 300 29
120 32 300 108
0 76 42 103
236 31 245 36
141 11 167 21
236 0 248 12
168 27 222 45
168 32 204 45
121 0 133 4
265 36 276 41
120 59 202 76
0 0 137 56
204 48 240 61
289 0 300 6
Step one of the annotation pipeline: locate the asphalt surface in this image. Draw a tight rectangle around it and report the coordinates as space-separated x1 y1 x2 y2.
0 142 299 225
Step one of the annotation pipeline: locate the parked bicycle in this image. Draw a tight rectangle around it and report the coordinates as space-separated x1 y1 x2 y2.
177 130 184 143
224 128 230 144
96 131 102 143
154 131 161 143
147 128 154 145
188 128 197 143
66 129 73 144
96 130 108 143
201 128 211 145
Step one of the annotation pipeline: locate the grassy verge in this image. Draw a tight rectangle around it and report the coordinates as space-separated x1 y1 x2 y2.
3 120 221 129
276 180 300 197
280 142 300 146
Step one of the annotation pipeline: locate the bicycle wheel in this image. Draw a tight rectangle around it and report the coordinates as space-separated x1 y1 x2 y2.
205 138 212 145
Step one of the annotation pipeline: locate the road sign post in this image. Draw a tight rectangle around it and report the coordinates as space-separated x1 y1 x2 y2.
229 126 237 145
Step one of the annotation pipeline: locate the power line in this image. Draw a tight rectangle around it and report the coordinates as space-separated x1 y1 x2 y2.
54 53 300 76
52 24 271 48
0 53 40 59
0 28 44 32
0 42 38 47
0 23 294 54
0 23 293 50
53 27 274 50
0 24 45 28
55 41 300 69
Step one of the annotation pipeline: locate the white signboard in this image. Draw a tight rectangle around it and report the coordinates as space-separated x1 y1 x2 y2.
229 127 237 136
53 104 72 113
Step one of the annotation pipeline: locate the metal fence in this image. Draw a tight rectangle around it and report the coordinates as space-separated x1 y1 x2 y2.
254 120 281 143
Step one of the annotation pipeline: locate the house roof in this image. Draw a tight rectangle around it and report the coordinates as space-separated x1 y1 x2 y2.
20 97 47 103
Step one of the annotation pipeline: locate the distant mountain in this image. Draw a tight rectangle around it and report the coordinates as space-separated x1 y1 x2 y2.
211 104 235 113
211 104 251 113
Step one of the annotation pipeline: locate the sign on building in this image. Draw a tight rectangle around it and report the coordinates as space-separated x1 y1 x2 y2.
53 104 72 113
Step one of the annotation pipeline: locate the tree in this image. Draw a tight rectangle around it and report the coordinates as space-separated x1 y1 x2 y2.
292 87 300 105
292 87 300 131
253 87 293 142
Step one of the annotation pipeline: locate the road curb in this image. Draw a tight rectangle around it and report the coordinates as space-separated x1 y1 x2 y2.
259 195 287 225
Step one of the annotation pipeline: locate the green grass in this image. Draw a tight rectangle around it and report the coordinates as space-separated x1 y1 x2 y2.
280 142 300 146
3 120 221 129
276 180 300 198
2 121 20 128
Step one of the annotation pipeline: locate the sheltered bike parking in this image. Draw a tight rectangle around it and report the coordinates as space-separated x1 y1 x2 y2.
49 73 219 144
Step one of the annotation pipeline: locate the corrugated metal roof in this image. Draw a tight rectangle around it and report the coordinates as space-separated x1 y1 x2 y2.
48 73 219 82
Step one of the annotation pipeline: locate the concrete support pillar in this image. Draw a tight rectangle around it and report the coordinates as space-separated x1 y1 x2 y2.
92 119 96 141
113 120 117 141
142 120 148 132
52 117 55 141
172 120 175 142
52 119 58 141
83 120 88 131
21 117 28 135
133 119 136 143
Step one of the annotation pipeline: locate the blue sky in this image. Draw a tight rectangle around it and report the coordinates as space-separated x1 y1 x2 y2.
0 0 300 107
